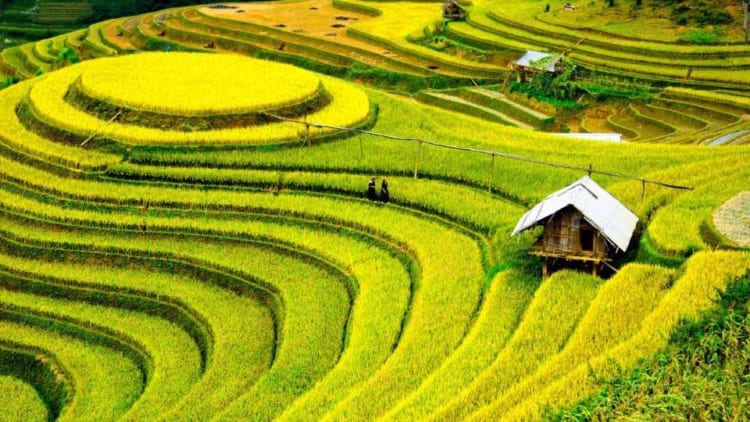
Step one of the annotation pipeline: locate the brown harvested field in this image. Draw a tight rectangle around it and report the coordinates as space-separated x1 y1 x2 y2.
102 19 138 51
200 0 406 59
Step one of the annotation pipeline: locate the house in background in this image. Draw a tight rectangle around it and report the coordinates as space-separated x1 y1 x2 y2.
442 0 466 21
512 176 638 278
511 50 562 81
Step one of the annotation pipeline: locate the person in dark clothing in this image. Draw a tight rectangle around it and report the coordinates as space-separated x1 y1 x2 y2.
380 178 390 203
366 177 378 201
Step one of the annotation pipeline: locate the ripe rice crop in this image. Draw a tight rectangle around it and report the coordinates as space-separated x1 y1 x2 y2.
0 376 48 422
0 287 202 420
0 189 412 419
0 155 486 420
496 250 750 421
124 89 745 207
428 271 602 421
665 87 750 110
105 162 523 232
77 53 322 116
0 15 749 419
0 209 350 419
647 166 750 255
0 248 275 420
466 263 673 418
0 82 121 169
381 270 540 421
0 321 142 421
27 60 370 146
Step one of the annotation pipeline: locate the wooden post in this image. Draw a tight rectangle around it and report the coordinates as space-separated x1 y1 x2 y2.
488 153 496 193
81 110 122 146
542 259 548 279
304 112 311 147
587 163 593 177
413 141 423 179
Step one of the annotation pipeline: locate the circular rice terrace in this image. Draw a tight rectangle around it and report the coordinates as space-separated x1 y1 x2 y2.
18 52 372 147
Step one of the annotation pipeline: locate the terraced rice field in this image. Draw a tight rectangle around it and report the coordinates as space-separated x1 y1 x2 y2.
3 0 750 145
448 0 750 86
0 1 748 421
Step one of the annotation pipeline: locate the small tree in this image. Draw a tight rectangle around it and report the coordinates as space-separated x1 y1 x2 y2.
422 26 434 45
1 76 20 89
53 47 80 70
526 56 579 101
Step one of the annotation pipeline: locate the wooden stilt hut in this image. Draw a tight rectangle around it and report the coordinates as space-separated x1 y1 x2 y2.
511 50 562 82
512 176 638 278
443 0 466 21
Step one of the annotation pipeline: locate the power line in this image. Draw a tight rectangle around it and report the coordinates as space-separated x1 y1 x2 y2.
264 112 693 191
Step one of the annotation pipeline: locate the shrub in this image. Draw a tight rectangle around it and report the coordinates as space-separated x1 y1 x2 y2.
679 27 724 44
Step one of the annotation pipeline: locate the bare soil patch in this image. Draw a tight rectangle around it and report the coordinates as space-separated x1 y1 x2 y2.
200 0 401 58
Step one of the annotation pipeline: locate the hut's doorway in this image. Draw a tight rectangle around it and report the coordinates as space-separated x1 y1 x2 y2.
580 228 594 251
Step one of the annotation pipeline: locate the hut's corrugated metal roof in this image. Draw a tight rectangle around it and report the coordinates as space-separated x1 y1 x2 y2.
513 50 559 72
512 176 638 251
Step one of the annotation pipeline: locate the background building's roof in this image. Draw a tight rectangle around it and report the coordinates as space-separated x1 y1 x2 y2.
557 133 623 143
513 50 559 72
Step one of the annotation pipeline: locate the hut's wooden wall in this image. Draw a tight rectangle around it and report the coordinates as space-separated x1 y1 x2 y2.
537 208 608 259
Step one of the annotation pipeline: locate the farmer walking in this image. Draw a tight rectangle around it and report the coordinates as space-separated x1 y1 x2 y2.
367 177 378 201
380 178 390 203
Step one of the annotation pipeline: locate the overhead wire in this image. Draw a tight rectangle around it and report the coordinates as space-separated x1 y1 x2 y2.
263 112 694 191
